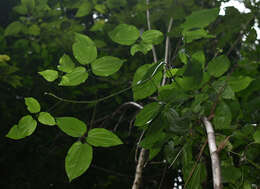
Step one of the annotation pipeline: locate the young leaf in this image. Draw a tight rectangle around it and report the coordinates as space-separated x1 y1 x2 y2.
57 54 75 73
38 70 58 82
130 43 153 56
6 115 37 139
56 117 87 137
183 28 215 43
132 63 162 101
25 97 41 113
4 21 24 36
135 102 162 127
109 24 139 45
228 76 254 92
207 55 230 77
141 30 164 45
73 33 97 65
86 128 123 147
181 8 219 31
59 67 88 86
178 50 188 64
213 102 232 129
65 141 93 182
38 112 56 126
91 56 125 77
75 1 92 17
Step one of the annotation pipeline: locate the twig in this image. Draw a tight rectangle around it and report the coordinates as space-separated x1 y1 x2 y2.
202 117 222 189
169 147 183 168
146 0 158 63
184 139 208 189
161 17 173 86
158 163 168 189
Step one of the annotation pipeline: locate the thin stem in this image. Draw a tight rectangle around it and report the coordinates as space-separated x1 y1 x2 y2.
202 117 222 189
161 17 173 86
146 0 158 63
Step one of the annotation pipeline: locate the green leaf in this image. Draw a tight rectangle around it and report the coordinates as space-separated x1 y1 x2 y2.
207 55 230 77
57 54 75 73
141 30 164 45
56 117 87 137
38 112 56 126
106 0 127 9
86 128 123 147
253 129 260 143
135 102 162 127
4 21 24 36
109 24 139 45
192 51 205 69
28 24 40 36
25 97 41 113
212 79 235 100
90 20 105 32
91 56 125 77
75 1 92 17
73 33 97 65
65 141 93 182
222 166 241 183
183 60 203 86
38 69 58 82
21 0 35 11
228 76 254 92
213 102 232 129
6 115 37 139
183 29 215 43
130 43 153 56
181 8 219 31
132 63 162 101
13 5 28 15
178 50 188 64
59 67 88 86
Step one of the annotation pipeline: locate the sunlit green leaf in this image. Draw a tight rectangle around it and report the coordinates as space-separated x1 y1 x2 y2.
181 8 219 31
38 69 58 82
59 67 88 86
109 24 139 45
6 115 37 139
130 43 153 56
228 76 254 92
73 33 97 65
65 141 92 182
141 30 164 45
25 97 41 113
38 112 56 126
56 117 87 137
86 128 123 147
57 54 75 73
91 56 125 77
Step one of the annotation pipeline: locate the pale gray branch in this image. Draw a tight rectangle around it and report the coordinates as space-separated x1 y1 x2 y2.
146 0 158 63
202 117 222 189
